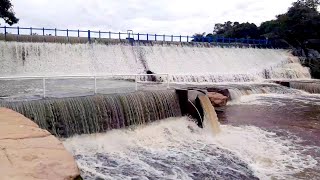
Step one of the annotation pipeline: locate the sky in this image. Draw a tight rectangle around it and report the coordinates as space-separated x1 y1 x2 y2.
1 0 297 35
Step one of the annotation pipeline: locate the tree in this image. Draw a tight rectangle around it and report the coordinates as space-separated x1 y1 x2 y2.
0 0 19 25
212 21 259 39
192 32 206 42
294 0 320 10
259 0 320 46
193 0 320 46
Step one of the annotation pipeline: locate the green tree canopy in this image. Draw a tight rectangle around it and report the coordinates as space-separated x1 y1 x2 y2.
193 0 320 46
213 21 259 39
0 0 19 25
260 0 320 45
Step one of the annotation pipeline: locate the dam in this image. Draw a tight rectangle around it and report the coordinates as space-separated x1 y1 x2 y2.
0 34 320 179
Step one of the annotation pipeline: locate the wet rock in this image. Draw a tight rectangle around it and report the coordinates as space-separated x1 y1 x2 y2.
207 92 228 107
146 70 156 82
207 87 230 99
307 49 320 59
292 47 320 79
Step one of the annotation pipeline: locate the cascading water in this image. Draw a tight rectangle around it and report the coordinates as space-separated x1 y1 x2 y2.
0 90 181 137
289 81 320 94
1 39 319 179
198 95 220 134
224 83 303 102
0 41 310 82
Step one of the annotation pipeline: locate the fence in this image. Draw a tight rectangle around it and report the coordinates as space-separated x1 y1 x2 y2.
0 26 269 45
0 74 170 98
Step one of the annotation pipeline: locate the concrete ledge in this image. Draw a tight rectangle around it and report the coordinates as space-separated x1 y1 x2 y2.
0 108 81 180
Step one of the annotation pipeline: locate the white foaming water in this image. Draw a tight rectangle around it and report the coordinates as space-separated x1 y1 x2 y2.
229 93 320 106
0 41 310 82
63 117 317 180
224 83 302 103
142 44 310 82
0 42 145 76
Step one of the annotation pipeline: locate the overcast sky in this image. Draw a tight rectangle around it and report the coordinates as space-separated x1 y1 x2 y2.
1 0 297 35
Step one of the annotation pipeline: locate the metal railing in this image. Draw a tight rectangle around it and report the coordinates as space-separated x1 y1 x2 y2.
0 26 269 45
0 74 170 98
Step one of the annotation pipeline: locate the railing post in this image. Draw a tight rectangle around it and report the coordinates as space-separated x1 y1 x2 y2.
54 28 57 36
109 31 111 39
119 32 121 39
67 29 69 42
167 74 170 89
179 35 182 42
163 34 165 41
147 34 149 41
135 75 138 91
88 30 91 43
138 33 140 41
4 26 6 40
43 78 46 98
78 30 80 37
43 27 45 36
171 35 173 41
99 31 101 39
94 76 97 94
30 27 32 35
17 26 20 41
187 36 189 42
155 34 157 41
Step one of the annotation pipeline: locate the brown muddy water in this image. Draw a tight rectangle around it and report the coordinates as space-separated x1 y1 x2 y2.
219 93 320 179
1 79 320 180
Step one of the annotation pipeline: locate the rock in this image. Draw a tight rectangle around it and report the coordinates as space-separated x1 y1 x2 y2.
207 88 230 99
146 70 156 82
207 92 228 107
0 108 81 180
307 49 320 59
273 81 290 87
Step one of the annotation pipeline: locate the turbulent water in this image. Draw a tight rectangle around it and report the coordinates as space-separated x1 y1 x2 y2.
0 41 311 82
61 87 320 180
63 117 318 180
1 40 320 179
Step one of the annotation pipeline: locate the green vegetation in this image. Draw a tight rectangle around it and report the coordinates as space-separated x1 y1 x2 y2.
194 0 320 48
0 0 19 25
193 0 320 78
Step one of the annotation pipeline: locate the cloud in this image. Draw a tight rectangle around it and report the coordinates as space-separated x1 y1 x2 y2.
1 0 296 35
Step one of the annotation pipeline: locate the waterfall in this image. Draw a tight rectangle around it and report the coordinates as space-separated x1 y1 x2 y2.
198 95 221 134
225 83 301 101
0 41 310 82
0 90 181 137
289 81 320 94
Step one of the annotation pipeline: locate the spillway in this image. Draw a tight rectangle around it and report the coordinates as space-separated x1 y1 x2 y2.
0 91 181 137
0 41 311 82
